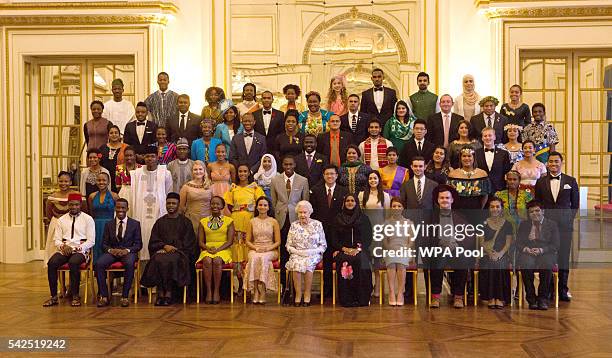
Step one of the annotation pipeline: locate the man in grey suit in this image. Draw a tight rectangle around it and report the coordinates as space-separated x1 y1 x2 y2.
230 113 267 173
271 155 310 285
399 156 438 302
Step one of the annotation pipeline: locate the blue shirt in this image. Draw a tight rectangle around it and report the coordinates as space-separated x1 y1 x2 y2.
191 137 223 163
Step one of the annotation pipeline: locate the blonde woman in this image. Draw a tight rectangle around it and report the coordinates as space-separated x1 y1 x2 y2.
179 160 213 234
326 74 348 117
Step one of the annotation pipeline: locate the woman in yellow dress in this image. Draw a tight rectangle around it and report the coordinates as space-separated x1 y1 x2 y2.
224 163 266 296
198 196 235 304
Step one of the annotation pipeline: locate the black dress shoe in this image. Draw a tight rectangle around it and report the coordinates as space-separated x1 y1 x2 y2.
537 301 548 310
559 295 571 302
293 301 302 307
155 298 164 306
162 298 172 306
528 302 539 310
301 301 311 307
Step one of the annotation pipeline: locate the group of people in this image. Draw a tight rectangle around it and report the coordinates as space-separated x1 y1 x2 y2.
42 69 578 310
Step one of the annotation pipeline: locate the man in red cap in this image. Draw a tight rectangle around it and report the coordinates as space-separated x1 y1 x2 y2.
43 193 95 307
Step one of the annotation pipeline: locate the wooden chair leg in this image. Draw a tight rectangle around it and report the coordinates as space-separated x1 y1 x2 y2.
106 271 112 300
277 270 281 304
196 270 200 304
332 270 336 306
320 271 324 305
183 286 187 304
518 271 523 308
554 272 559 308
412 271 418 306
148 288 152 304
474 270 479 307
509 271 514 307
84 270 89 304
427 270 431 307
230 270 234 304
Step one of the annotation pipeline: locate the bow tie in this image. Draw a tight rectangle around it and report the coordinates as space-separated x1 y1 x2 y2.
374 87 383 92
136 122 146 126
244 132 253 137
550 176 560 181
484 148 495 153
263 110 271 115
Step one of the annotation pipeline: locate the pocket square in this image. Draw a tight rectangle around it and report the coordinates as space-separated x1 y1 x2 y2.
563 184 572 189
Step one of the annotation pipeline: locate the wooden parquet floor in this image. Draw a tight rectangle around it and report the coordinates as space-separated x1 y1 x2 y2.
1 262 611 357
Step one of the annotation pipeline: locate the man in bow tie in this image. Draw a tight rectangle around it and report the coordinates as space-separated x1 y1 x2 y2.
360 68 397 128
254 90 284 146
123 102 158 163
534 152 579 301
475 127 511 193
230 113 267 173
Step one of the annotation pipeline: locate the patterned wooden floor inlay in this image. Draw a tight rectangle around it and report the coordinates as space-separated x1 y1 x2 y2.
1 262 612 357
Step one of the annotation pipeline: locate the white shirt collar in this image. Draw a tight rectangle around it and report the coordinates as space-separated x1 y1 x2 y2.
284 172 295 181
306 150 316 156
325 183 336 192
349 110 359 116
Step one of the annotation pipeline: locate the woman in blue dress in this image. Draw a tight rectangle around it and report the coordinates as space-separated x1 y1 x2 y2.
87 172 119 263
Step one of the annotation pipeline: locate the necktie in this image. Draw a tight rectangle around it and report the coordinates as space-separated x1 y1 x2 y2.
117 220 124 241
286 178 292 197
416 178 422 204
443 114 450 147
330 133 340 166
307 154 313 168
327 188 332 208
417 141 422 152
263 110 271 115
71 216 76 239
487 116 493 128
351 114 357 132
180 114 186 131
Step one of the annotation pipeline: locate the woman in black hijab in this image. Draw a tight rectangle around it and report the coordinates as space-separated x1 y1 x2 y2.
329 194 373 307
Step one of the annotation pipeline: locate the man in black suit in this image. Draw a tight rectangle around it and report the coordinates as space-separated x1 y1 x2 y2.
475 127 511 193
95 199 142 307
399 119 435 170
399 156 437 302
230 112 267 174
516 200 560 310
167 94 202 145
295 134 329 188
534 152 579 301
426 94 463 148
253 90 284 149
340 94 369 145
123 101 158 162
317 115 353 168
469 96 507 144
310 164 348 298
360 68 397 128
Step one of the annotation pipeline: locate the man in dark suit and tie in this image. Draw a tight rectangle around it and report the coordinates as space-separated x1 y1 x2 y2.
534 152 579 301
167 94 202 145
399 156 437 302
469 96 508 144
123 101 158 162
230 112 267 174
426 94 463 148
360 68 397 128
516 200 560 310
310 164 349 298
95 199 142 307
317 115 353 168
253 90 285 149
475 127 511 193
399 119 435 170
294 134 329 188
340 94 370 145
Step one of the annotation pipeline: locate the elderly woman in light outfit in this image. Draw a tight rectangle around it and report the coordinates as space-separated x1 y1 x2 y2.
285 200 327 306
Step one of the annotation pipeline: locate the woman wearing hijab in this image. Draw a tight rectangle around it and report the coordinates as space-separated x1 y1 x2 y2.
254 154 277 200
329 194 373 307
382 100 417 152
453 74 481 120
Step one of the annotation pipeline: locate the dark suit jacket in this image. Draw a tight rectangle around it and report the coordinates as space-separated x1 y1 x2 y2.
317 130 353 165
426 112 463 147
399 138 435 169
310 183 348 228
253 107 285 150
399 176 437 226
102 217 143 254
469 112 508 144
360 87 397 127
516 218 560 259
475 147 511 193
123 120 158 154
229 131 267 174
534 173 579 230
167 111 202 145
294 151 329 188
340 111 370 145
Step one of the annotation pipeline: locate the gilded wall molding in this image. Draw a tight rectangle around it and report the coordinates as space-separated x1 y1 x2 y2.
0 15 170 26
301 6 409 64
484 6 612 19
0 1 178 13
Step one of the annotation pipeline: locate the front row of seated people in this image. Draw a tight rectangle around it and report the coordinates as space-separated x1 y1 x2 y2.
43 181 560 310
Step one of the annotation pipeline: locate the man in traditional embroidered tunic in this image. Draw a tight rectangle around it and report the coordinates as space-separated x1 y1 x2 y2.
144 72 179 128
130 145 173 261
409 72 439 121
358 119 392 170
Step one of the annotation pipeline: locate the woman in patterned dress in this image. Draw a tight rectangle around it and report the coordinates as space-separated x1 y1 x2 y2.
378 147 409 197
154 127 176 165
511 140 547 196
499 124 524 164
244 196 281 304
338 145 373 195
114 146 141 216
286 200 327 306
298 91 333 136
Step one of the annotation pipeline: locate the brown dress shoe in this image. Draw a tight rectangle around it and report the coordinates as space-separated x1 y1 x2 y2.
430 297 440 308
453 296 464 309
120 298 130 307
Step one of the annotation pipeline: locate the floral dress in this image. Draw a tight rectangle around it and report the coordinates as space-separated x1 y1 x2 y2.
285 219 327 273
298 109 333 136
115 163 141 216
382 115 417 152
